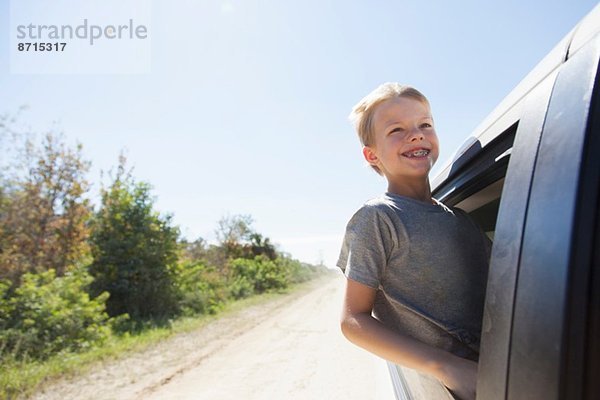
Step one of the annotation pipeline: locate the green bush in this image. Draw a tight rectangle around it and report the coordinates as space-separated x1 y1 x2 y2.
276 256 318 284
0 268 111 360
229 275 255 299
174 261 229 315
231 255 289 294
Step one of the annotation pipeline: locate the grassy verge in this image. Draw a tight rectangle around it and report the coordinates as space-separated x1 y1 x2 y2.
0 274 335 400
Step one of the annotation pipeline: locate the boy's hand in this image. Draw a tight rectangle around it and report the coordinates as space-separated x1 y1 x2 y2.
436 356 478 400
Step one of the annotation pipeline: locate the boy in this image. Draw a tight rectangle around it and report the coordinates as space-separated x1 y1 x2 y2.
338 83 490 400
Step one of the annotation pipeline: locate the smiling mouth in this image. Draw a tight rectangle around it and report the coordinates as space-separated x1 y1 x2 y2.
402 149 430 158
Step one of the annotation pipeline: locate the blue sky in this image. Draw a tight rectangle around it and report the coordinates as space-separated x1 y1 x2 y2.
1 0 598 267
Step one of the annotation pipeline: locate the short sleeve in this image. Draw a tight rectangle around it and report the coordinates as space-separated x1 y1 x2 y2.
336 205 395 289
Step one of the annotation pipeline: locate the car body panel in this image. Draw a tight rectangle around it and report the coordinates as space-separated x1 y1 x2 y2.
569 4 600 58
507 31 600 400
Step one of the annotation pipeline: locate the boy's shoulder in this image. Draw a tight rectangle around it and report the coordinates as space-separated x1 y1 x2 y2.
358 193 448 214
352 194 397 218
347 193 466 231
363 194 394 209
346 194 404 231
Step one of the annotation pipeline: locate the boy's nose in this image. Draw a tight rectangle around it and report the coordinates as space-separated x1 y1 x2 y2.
408 128 425 141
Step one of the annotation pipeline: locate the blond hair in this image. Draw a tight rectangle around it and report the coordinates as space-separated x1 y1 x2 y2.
349 83 430 174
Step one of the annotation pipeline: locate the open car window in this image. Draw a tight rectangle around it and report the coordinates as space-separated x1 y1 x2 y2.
435 123 517 245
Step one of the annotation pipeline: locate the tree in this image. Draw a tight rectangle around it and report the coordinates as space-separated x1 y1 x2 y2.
215 214 253 259
180 236 208 263
214 214 277 260
247 232 277 260
88 157 180 320
0 130 92 283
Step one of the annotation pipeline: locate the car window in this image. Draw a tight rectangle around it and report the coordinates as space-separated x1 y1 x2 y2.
437 123 517 239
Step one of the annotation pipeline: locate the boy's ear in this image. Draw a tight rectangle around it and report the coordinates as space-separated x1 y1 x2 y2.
362 146 379 166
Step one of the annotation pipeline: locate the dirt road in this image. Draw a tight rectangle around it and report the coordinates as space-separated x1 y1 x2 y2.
32 273 396 400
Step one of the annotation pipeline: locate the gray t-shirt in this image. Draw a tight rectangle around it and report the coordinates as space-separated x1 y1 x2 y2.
337 192 490 361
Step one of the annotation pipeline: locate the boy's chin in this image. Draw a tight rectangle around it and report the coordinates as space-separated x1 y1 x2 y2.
385 170 432 182
403 164 435 176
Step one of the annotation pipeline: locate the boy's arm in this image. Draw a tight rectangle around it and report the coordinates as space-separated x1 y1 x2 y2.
340 277 477 400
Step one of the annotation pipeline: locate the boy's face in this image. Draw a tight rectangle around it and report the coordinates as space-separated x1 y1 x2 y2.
363 96 439 182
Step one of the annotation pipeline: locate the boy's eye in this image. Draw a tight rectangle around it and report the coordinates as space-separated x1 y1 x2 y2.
420 123 432 129
389 127 404 135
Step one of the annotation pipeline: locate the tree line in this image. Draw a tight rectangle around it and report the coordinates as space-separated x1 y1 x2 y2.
0 115 325 362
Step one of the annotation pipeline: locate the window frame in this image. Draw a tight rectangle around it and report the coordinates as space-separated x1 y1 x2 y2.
473 68 558 400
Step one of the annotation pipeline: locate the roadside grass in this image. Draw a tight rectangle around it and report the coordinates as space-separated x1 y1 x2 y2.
0 273 335 400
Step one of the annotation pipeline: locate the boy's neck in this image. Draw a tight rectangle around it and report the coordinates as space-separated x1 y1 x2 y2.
387 178 434 204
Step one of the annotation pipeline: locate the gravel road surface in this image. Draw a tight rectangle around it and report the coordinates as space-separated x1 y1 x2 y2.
31 273 396 400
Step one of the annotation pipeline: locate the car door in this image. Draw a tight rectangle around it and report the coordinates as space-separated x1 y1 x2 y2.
478 18 600 400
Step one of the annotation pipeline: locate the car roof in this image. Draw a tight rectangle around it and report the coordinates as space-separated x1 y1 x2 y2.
432 4 600 190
